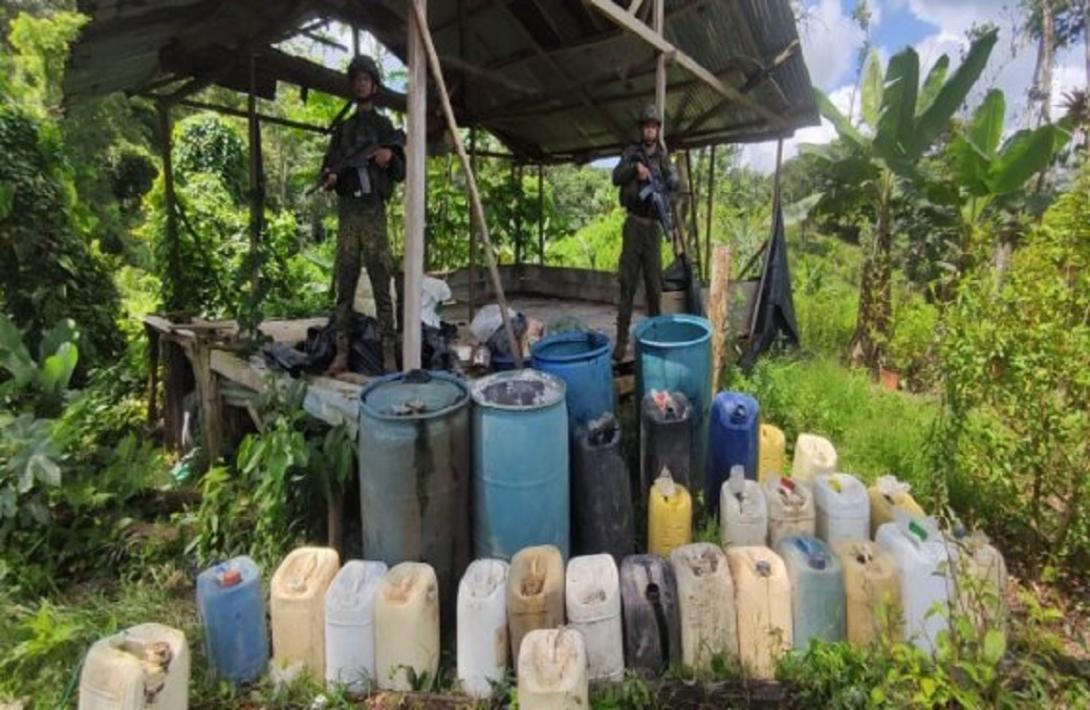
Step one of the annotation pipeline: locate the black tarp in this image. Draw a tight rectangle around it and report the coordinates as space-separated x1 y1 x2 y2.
739 200 799 368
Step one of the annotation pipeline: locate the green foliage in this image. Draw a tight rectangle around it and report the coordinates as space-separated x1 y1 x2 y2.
5 11 86 112
173 113 248 204
548 208 627 269
937 167 1090 578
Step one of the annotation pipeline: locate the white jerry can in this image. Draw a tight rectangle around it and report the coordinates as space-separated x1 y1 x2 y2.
764 475 816 548
670 542 739 671
813 473 870 543
876 518 953 652
720 466 769 547
791 433 837 483
374 562 441 691
324 560 387 692
457 558 511 699
517 628 589 710
565 554 624 682
79 623 189 710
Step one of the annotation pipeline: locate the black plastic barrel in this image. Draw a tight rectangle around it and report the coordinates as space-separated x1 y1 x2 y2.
640 390 693 495
620 554 681 674
571 414 635 562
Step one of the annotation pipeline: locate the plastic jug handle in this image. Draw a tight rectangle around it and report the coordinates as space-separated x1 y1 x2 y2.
794 537 827 569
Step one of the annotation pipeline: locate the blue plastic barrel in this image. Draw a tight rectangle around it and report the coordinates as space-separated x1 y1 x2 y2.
358 370 471 610
634 315 712 496
707 391 761 510
471 369 570 559
196 555 268 684
531 330 615 430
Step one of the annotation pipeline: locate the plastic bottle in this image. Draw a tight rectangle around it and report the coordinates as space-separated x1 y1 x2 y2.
648 469 692 557
270 547 340 679
670 543 739 670
813 473 870 543
516 628 589 710
831 540 901 646
457 558 510 699
868 475 926 537
507 545 566 663
725 546 792 679
720 465 769 548
565 554 624 682
758 424 787 482
79 623 189 710
764 475 816 548
791 433 837 483
373 562 440 691
324 560 387 692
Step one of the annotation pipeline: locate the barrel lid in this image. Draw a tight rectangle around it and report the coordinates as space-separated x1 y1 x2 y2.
360 370 469 421
470 369 565 411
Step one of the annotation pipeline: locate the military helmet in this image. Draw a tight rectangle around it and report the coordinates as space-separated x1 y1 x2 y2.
636 103 662 125
347 54 382 87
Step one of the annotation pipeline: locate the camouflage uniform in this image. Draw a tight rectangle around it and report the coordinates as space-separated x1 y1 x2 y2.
322 106 405 349
611 141 678 348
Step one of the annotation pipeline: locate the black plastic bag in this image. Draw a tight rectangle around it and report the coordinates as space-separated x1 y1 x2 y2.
261 342 310 378
348 314 384 375
486 312 527 358
304 323 335 373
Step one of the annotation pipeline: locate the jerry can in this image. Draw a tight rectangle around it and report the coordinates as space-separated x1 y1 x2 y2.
813 473 870 543
951 530 1009 636
670 543 739 670
831 540 901 646
776 536 845 649
876 518 952 652
196 556 267 685
791 433 837 483
720 465 769 548
619 554 681 674
565 554 624 681
868 475 926 537
79 623 189 710
373 562 440 690
324 560 387 692
706 391 760 510
517 628 589 710
758 424 787 482
764 475 816 548
571 414 635 562
457 558 510 699
270 547 340 679
640 390 693 494
648 469 692 557
725 547 792 679
507 545 566 663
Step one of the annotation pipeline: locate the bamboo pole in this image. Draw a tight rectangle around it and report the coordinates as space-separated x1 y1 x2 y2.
408 0 523 368
654 0 665 132
402 0 427 370
246 53 264 341
704 144 716 280
468 128 478 320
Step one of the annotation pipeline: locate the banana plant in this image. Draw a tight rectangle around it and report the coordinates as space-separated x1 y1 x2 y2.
808 29 998 371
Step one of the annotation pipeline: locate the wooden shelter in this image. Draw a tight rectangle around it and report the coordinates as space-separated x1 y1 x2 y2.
65 0 817 464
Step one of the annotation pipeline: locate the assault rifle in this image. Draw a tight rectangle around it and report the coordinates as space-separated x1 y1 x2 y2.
631 143 677 241
307 129 406 197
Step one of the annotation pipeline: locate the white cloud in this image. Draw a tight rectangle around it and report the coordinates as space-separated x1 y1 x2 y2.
797 0 866 91
739 84 854 173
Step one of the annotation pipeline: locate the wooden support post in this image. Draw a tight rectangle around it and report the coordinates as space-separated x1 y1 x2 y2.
537 164 545 265
654 0 665 133
189 340 225 468
146 324 160 428
409 0 523 368
246 54 265 341
513 164 524 266
708 245 731 392
403 0 428 370
684 150 700 267
704 144 716 280
157 102 181 310
468 128 478 320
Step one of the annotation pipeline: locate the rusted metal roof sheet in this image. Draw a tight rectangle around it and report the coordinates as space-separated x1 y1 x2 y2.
64 0 817 162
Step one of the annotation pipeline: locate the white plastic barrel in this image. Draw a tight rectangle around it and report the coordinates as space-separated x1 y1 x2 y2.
720 466 769 547
791 433 837 483
565 554 624 682
324 559 387 692
725 546 792 679
813 473 870 543
79 623 189 710
517 628 589 710
764 475 816 548
270 546 340 679
457 559 510 699
374 562 441 690
876 518 952 652
670 543 739 670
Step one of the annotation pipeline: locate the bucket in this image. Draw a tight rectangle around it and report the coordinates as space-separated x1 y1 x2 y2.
472 370 570 558
531 330 615 430
634 315 712 494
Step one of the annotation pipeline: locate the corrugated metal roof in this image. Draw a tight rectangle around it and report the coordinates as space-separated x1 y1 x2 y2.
64 0 817 162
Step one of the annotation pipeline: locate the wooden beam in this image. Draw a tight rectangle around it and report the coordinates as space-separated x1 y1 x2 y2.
246 54 265 343
628 0 645 15
584 0 788 131
654 0 666 136
176 99 331 134
403 0 427 370
408 0 523 368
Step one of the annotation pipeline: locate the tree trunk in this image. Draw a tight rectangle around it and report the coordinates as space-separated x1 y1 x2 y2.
1030 0 1056 127
848 183 892 375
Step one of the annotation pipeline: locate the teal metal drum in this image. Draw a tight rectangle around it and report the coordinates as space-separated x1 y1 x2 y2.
471 369 570 559
634 315 712 495
358 370 471 611
531 330 615 430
